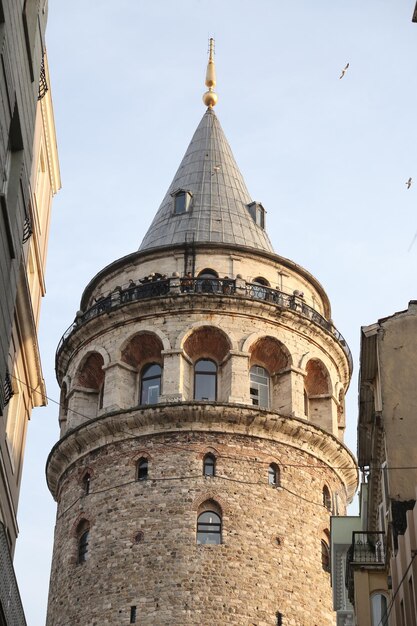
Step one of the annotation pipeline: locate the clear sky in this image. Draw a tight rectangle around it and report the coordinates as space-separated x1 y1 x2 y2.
14 1 417 623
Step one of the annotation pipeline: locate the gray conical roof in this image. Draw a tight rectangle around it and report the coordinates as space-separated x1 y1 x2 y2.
139 108 274 253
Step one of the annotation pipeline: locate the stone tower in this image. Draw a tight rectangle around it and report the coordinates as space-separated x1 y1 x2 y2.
46 44 357 626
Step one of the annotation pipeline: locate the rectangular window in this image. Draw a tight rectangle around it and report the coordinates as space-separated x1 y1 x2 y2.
1 193 15 258
256 206 265 228
22 0 40 82
173 190 192 214
130 606 137 624
175 193 186 214
1 42 15 118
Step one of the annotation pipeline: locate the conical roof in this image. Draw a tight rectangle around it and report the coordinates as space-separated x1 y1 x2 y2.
139 108 274 253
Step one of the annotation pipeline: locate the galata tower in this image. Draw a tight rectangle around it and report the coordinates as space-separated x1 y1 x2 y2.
46 41 357 626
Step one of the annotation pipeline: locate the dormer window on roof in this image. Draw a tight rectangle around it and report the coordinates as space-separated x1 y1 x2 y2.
172 189 193 215
247 202 266 229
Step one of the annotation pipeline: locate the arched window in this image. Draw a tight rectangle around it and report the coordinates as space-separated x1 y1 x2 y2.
197 268 219 294
140 363 162 405
321 539 330 572
203 453 216 477
268 463 280 487
371 593 388 626
322 485 332 511
82 472 91 495
198 268 218 278
77 520 90 564
250 365 270 408
194 359 217 401
137 458 148 481
250 276 269 300
253 276 269 286
197 511 222 545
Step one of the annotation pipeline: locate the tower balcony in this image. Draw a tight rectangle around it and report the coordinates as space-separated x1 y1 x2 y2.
56 275 352 373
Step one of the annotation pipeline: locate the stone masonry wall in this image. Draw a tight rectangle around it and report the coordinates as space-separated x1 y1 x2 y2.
47 427 346 626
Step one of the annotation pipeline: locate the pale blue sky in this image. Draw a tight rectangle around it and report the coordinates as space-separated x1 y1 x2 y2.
14 2 417 623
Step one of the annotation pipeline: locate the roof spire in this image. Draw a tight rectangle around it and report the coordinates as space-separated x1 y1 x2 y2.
203 38 218 108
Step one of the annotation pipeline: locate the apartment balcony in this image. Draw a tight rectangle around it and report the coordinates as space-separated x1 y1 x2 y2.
346 531 386 603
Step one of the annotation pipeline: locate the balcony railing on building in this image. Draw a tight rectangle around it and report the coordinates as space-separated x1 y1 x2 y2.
56 276 353 371
346 531 386 603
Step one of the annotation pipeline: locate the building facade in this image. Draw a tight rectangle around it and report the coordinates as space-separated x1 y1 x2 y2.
332 301 417 626
0 3 60 625
46 47 357 625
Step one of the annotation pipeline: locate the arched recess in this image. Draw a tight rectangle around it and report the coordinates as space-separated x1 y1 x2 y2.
304 358 334 432
121 332 164 368
68 352 105 428
76 352 105 389
120 332 164 407
248 336 291 412
192 491 228 514
182 325 231 402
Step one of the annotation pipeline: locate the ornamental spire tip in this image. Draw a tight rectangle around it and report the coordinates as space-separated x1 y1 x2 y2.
203 38 218 108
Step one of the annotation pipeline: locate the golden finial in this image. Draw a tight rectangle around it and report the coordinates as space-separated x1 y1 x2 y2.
203 38 218 108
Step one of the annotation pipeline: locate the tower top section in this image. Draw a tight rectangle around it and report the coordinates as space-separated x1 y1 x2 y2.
139 41 274 254
139 108 274 253
202 38 218 108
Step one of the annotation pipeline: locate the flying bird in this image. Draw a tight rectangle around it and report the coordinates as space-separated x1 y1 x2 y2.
408 230 417 252
212 164 221 176
339 63 349 79
406 177 412 189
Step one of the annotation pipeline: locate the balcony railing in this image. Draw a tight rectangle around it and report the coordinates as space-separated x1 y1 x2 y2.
56 276 352 371
346 531 386 602
349 531 386 565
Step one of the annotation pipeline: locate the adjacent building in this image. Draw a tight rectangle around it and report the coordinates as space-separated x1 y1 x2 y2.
331 301 417 626
0 2 60 624
46 44 357 625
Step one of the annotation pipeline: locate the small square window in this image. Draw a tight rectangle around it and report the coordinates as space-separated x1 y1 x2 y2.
172 189 192 214
247 201 266 229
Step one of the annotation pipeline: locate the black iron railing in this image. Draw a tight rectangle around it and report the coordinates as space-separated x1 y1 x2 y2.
346 531 386 602
180 277 235 295
56 277 352 371
38 53 48 101
349 531 386 565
